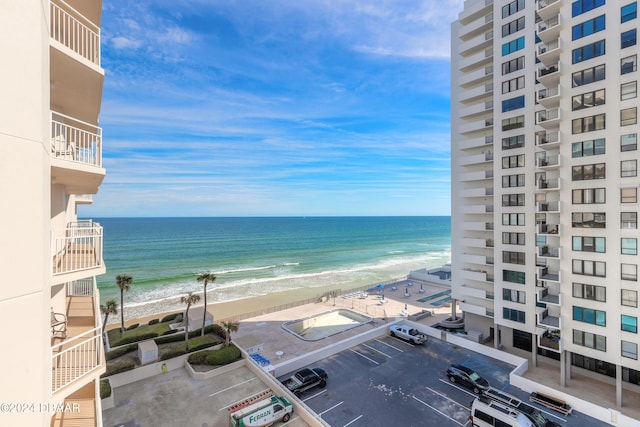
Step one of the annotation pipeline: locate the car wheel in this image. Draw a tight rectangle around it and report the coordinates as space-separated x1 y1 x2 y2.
320 379 327 388
390 331 396 337
283 413 291 422
448 375 455 383
293 390 301 397
409 339 415 345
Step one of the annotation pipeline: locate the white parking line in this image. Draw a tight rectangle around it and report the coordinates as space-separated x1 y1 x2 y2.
375 339 404 352
411 395 466 426
389 336 415 346
212 378 258 400
302 390 326 402
343 414 363 426
439 378 477 397
425 386 471 410
349 348 380 365
317 401 344 416
362 343 392 358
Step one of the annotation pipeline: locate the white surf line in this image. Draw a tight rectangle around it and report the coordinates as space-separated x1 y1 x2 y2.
362 343 392 358
317 401 344 416
411 395 466 427
343 414 364 426
349 348 380 365
425 386 471 411
212 378 257 400
302 390 326 402
375 339 404 352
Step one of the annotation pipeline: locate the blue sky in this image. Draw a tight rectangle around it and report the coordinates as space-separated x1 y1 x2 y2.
86 0 463 217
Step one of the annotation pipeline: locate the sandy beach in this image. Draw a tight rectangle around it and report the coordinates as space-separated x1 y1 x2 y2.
108 280 373 331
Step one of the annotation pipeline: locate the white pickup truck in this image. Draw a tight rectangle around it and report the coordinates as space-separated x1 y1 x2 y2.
389 324 427 344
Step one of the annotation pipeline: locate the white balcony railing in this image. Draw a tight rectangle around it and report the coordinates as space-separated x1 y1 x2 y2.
51 325 102 394
52 221 103 275
51 111 102 167
50 0 100 66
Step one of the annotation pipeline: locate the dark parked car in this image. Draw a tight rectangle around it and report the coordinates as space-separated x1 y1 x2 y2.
282 367 328 396
446 364 490 394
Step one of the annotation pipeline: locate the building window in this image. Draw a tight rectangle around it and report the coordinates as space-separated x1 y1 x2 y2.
502 213 525 226
621 187 637 203
572 40 605 64
502 194 525 207
572 212 606 228
573 259 606 277
572 15 606 40
573 329 606 351
622 2 638 22
503 288 526 303
621 133 637 151
572 163 606 180
622 289 638 307
503 0 525 18
502 174 525 188
502 154 525 169
503 251 526 265
622 263 638 281
502 36 525 56
622 55 637 74
502 56 525 75
621 160 637 177
572 113 606 134
573 306 606 326
621 212 637 229
622 341 638 359
503 269 525 284
572 188 606 204
572 138 605 157
572 64 605 87
622 29 637 49
573 282 606 302
503 232 525 245
621 82 638 100
502 76 525 94
573 236 606 253
621 108 637 126
502 135 525 150
622 315 638 333
502 115 524 131
622 238 638 255
572 0 606 17
503 307 526 323
503 16 525 37
502 95 525 112
572 89 605 111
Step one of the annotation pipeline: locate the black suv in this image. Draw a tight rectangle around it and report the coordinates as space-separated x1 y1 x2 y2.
446 364 490 394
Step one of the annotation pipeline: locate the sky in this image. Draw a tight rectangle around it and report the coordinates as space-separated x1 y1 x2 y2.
86 0 464 217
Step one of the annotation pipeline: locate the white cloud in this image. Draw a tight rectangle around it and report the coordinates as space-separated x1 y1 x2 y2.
111 36 142 49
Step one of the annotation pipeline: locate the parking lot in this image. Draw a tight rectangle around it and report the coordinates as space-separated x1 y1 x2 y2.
278 333 607 427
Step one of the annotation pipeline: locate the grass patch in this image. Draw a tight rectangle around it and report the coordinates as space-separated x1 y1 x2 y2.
107 321 172 347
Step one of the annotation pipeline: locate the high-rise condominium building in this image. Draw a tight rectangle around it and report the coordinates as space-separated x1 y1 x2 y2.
451 0 639 407
0 1 106 425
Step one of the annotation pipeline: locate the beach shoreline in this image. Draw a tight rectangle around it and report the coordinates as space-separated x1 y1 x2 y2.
107 279 383 331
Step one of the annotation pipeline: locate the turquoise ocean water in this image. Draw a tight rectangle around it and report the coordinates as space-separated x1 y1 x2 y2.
96 216 451 320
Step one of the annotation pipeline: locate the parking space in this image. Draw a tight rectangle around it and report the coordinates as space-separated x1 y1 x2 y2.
277 333 607 427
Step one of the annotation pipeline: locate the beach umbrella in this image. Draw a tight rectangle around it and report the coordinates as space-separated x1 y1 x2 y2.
376 284 385 290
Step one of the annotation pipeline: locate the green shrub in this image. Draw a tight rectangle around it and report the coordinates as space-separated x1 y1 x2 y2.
161 313 180 322
206 324 226 338
204 345 241 366
126 323 139 331
100 379 112 399
102 361 135 377
112 331 159 347
105 343 138 361
187 351 208 365
155 330 185 344
160 347 187 361
188 336 221 353
160 329 180 336
148 318 160 325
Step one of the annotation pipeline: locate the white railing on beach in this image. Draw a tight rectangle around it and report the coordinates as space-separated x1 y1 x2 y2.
51 326 103 394
50 0 100 66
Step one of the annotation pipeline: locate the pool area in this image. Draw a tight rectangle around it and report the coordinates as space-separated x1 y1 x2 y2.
282 309 373 341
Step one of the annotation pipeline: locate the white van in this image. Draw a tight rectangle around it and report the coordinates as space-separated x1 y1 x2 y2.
470 396 534 427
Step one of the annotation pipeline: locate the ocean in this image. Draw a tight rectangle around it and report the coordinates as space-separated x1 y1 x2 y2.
95 216 451 320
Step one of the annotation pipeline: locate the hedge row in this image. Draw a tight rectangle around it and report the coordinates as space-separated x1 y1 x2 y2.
187 345 240 366
102 361 135 377
100 379 111 399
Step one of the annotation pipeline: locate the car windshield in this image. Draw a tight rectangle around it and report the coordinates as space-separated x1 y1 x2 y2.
468 372 481 381
526 410 547 427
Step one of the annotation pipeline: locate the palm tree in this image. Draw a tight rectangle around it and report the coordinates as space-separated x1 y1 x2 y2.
181 292 201 350
116 274 133 333
100 298 118 329
221 321 239 348
196 272 217 336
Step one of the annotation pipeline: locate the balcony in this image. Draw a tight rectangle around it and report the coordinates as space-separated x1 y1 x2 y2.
537 286 560 305
537 265 560 283
52 221 104 281
536 307 560 328
539 330 561 351
458 81 494 103
51 382 100 427
459 48 493 73
538 245 560 259
536 0 560 21
537 64 560 87
537 15 561 44
537 39 561 68
459 65 493 88
459 30 494 57
536 154 560 169
460 151 494 166
536 201 560 213
536 131 560 149
537 86 560 108
51 280 104 396
459 7 493 39
536 108 560 129
535 178 560 192
537 223 559 235
50 0 100 67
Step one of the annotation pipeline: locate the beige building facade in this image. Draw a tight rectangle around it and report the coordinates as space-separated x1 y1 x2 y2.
0 0 106 425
